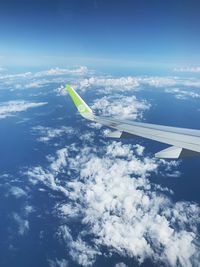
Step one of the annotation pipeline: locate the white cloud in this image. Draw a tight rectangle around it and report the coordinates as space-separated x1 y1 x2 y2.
165 88 200 100
26 165 69 197
0 66 88 90
0 66 88 81
57 226 100 267
25 140 200 267
9 186 27 198
79 131 95 142
55 82 150 122
142 76 200 89
55 203 80 220
24 205 35 216
49 147 69 173
91 95 150 120
14 78 56 89
48 258 68 267
32 126 74 143
0 100 47 119
174 66 200 73
55 85 66 96
77 75 200 93
69 238 100 267
65 143 199 267
133 144 145 156
74 75 200 105
115 263 128 267
106 141 135 158
0 72 32 80
13 213 29 236
23 80 48 89
2 67 200 102
2 67 200 107
79 76 140 92
141 76 180 88
35 66 88 77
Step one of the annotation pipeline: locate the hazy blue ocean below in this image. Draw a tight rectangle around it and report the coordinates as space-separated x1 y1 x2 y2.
0 67 199 267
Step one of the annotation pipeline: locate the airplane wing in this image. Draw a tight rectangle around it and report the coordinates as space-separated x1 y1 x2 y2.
66 85 200 159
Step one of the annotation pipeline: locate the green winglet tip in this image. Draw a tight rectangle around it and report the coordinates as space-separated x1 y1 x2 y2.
66 84 92 114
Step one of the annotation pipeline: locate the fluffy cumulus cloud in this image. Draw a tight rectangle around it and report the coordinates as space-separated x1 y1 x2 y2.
25 140 200 267
92 95 150 120
0 100 47 119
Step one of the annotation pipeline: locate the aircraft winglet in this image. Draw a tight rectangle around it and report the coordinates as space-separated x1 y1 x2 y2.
66 85 94 120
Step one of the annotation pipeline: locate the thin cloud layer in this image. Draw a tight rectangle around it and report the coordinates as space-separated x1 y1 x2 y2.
79 76 140 92
78 75 200 91
174 66 200 73
9 186 27 198
0 66 89 89
165 88 200 100
139 76 200 89
13 213 29 236
35 66 88 77
0 100 47 119
2 66 200 103
48 258 69 267
32 126 74 143
0 66 88 81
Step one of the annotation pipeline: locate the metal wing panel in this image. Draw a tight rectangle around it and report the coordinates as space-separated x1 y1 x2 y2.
95 116 200 153
121 120 200 137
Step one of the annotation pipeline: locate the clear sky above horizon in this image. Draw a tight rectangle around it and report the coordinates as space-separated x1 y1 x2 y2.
0 0 200 68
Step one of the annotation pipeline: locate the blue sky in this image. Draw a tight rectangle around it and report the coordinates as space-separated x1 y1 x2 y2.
0 0 200 67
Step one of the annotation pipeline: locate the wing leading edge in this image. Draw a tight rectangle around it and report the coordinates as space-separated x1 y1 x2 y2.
66 85 200 159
